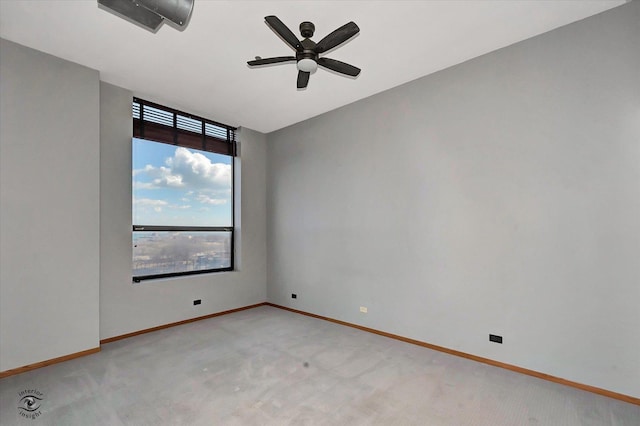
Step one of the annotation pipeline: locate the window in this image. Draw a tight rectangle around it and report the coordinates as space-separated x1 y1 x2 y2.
132 98 237 282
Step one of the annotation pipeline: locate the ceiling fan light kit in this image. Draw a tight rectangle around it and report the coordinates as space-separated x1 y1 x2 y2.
297 58 318 73
248 15 361 89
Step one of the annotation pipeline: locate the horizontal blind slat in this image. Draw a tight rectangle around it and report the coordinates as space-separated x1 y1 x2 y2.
133 97 237 157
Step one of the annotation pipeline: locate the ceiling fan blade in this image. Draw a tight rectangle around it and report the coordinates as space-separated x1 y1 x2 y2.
317 57 361 77
297 71 310 89
247 56 296 66
265 16 303 52
314 21 359 53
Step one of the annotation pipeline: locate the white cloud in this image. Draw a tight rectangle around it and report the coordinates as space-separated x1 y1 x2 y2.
196 194 227 205
133 181 158 190
168 148 231 189
148 164 184 188
135 198 168 207
134 198 168 213
134 148 231 191
134 148 231 222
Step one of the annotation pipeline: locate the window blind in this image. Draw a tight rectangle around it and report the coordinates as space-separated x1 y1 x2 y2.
133 98 237 156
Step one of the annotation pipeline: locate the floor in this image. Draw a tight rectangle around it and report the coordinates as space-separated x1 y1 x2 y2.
1 306 638 425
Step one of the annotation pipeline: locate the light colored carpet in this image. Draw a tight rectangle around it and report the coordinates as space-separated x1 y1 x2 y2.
1 306 638 425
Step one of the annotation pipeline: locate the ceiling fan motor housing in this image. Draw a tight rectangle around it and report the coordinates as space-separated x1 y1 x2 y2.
296 38 319 72
300 21 315 38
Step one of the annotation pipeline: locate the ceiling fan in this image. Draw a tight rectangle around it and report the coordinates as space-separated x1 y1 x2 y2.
248 16 361 89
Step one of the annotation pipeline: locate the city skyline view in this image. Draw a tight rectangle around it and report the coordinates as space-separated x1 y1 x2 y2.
133 231 231 277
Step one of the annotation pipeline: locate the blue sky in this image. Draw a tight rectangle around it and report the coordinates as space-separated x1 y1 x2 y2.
132 138 232 226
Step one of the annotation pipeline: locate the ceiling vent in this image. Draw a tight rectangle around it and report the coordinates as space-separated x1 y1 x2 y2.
98 0 194 32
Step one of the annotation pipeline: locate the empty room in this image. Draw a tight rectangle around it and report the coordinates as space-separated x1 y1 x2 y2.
0 1 638 424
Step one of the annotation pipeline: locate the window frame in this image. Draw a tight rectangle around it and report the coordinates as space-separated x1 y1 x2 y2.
132 98 237 283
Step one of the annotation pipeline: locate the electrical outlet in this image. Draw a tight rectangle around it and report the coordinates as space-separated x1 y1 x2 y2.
489 334 503 344
360 306 368 313
193 299 201 306
291 294 297 299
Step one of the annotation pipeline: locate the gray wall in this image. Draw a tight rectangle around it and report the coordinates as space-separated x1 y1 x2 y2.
0 44 267 371
266 3 640 397
0 39 100 371
100 82 267 340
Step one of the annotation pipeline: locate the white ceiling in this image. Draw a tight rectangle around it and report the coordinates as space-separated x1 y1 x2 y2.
0 1 625 133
